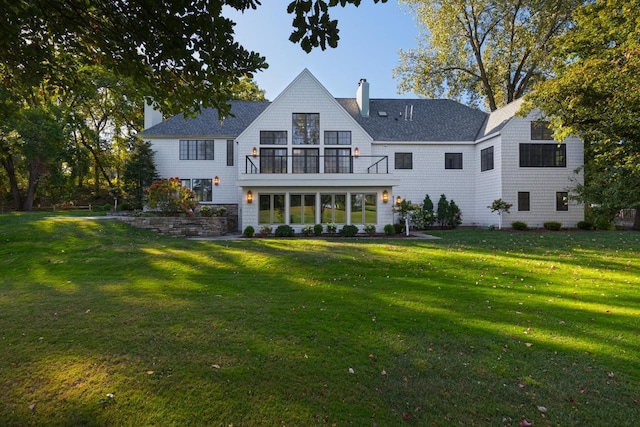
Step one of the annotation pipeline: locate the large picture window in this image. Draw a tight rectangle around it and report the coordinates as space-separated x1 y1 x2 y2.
260 148 287 174
395 152 413 170
350 193 377 224
292 113 320 145
520 144 566 167
259 194 285 224
324 131 351 145
324 148 352 173
179 140 214 160
481 146 494 171
292 148 319 173
192 179 212 202
320 194 347 223
290 194 317 224
531 121 554 140
260 131 287 145
445 153 463 169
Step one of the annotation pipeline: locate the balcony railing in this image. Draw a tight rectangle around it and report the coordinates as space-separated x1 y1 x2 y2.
245 155 389 175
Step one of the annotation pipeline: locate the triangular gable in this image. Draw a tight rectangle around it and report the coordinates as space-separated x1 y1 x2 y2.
237 68 373 142
476 97 526 140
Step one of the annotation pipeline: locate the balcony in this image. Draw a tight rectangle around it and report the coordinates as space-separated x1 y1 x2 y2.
244 155 389 175
239 155 397 188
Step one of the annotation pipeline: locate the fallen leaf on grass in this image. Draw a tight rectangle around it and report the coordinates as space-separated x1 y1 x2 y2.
348 367 354 374
211 364 221 369
525 343 533 347
519 418 532 426
537 406 547 413
402 413 411 421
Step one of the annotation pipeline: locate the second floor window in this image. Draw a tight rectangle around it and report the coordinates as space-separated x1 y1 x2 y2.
260 148 287 174
481 146 494 171
293 113 320 145
395 152 413 170
324 148 352 173
260 131 287 145
531 121 554 140
179 140 214 160
292 148 319 173
520 144 566 167
445 153 463 169
324 131 351 145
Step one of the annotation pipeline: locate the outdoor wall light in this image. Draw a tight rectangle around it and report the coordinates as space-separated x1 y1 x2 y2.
382 190 389 203
252 147 257 157
396 196 402 206
354 147 360 157
247 190 253 203
214 176 219 186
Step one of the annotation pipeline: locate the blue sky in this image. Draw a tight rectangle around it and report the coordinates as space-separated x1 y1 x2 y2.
224 1 419 101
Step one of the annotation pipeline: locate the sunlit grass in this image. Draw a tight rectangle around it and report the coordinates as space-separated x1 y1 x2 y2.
0 214 639 425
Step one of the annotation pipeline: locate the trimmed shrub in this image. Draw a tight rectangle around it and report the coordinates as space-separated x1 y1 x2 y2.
511 221 528 231
394 223 404 234
364 224 376 235
326 223 337 234
577 220 594 230
243 226 255 237
339 224 359 237
275 225 295 237
199 205 213 217
447 200 462 228
301 225 314 236
543 221 562 231
313 224 323 236
384 224 395 235
259 225 272 236
214 207 227 217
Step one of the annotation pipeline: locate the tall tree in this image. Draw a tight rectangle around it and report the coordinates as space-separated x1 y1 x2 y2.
524 0 640 229
0 0 386 118
395 0 579 111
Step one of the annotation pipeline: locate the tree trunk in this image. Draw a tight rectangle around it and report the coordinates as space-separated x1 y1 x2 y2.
633 209 640 231
0 154 23 211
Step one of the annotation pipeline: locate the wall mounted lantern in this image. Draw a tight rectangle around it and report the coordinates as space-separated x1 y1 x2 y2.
214 176 219 186
354 147 360 157
396 196 402 206
247 190 253 204
382 190 389 204
252 147 257 157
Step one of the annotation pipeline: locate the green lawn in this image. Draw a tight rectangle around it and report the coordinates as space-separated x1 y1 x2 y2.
1 213 639 426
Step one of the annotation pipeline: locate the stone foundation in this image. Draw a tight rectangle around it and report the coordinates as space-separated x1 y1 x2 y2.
117 216 227 238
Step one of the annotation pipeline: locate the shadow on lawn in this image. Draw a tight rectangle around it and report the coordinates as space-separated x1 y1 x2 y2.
1 216 639 425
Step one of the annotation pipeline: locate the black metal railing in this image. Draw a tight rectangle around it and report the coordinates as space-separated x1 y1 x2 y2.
244 155 389 175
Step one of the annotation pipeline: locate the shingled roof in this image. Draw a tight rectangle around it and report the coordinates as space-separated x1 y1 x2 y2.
140 97 499 142
336 98 489 142
139 100 271 137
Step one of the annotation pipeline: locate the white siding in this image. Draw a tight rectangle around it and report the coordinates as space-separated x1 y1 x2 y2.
499 115 584 228
147 137 239 204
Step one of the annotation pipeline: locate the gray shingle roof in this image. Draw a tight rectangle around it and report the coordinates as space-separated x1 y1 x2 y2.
140 98 497 142
336 98 488 142
139 100 271 137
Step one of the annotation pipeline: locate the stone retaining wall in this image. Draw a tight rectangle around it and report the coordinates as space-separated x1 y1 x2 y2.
117 216 227 238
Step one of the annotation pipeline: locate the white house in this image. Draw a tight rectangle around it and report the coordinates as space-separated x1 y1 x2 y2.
140 69 584 232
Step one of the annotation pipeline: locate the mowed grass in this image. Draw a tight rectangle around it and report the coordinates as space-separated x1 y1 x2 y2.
0 213 639 426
